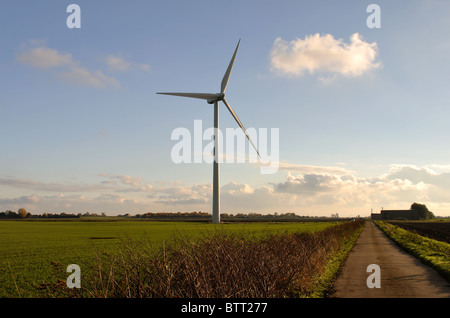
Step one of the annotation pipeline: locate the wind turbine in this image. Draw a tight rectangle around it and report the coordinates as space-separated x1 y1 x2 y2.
157 39 259 224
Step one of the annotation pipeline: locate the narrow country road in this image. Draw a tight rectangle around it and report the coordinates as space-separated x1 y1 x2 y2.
331 221 450 298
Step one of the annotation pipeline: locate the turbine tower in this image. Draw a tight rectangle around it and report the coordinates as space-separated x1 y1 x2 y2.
157 40 259 224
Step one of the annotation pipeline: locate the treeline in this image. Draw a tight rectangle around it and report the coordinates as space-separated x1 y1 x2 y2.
134 211 210 219
133 211 348 221
0 209 106 219
1 209 357 221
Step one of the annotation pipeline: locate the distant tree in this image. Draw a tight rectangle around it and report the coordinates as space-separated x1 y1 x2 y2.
18 208 27 218
5 210 18 218
411 203 434 220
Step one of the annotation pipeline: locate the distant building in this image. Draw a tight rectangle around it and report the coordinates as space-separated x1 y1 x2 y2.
371 212 383 220
371 209 420 220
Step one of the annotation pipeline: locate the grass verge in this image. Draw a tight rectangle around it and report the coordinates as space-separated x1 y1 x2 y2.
311 221 365 298
374 221 450 282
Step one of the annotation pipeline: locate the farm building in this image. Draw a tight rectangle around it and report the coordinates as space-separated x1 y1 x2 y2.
371 209 420 220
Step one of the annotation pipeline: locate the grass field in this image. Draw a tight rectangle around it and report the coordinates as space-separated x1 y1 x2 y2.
0 219 339 298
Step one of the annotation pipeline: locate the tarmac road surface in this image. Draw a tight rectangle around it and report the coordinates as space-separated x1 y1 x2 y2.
331 221 450 298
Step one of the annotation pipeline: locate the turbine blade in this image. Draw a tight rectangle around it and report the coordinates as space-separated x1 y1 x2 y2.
222 98 260 157
221 39 241 94
157 92 219 100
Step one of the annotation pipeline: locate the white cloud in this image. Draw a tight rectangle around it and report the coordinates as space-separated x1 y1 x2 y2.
154 183 211 206
222 182 255 195
105 55 131 72
17 47 75 68
58 67 120 88
137 63 151 71
277 162 352 175
382 164 450 189
105 54 151 72
270 33 381 79
0 194 40 205
274 173 339 194
0 177 110 192
17 42 120 89
17 47 74 69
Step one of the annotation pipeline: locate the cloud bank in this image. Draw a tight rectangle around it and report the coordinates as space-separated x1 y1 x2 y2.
1 164 450 216
270 33 381 80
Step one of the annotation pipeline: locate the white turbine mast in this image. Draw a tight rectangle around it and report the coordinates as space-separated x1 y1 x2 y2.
157 39 259 223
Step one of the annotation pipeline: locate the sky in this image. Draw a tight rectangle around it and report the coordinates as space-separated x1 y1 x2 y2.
1 0 450 217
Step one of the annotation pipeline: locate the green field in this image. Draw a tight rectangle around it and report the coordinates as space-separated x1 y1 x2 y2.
0 219 338 298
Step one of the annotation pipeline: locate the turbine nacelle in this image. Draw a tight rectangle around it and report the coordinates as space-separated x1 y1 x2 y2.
207 93 225 104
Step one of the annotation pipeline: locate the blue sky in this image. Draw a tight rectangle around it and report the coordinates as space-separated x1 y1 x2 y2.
1 0 450 216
